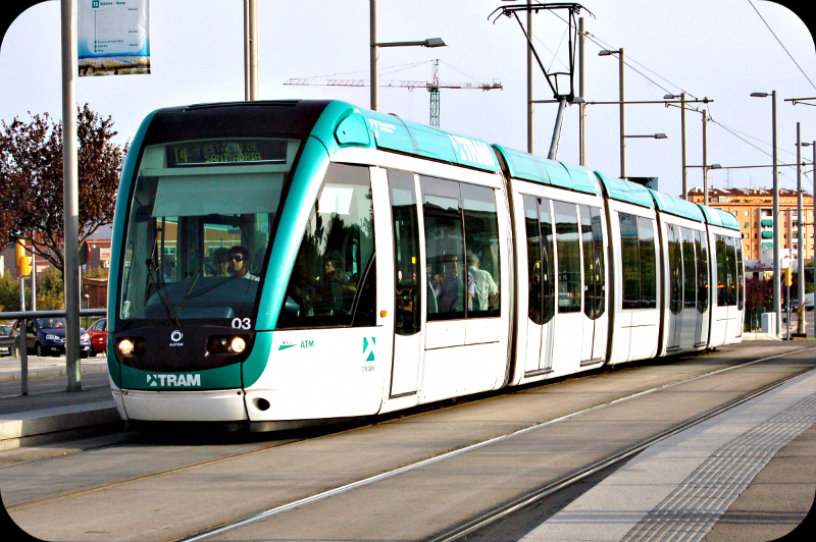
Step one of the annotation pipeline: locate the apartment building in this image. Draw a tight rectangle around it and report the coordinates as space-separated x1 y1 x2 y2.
687 186 815 263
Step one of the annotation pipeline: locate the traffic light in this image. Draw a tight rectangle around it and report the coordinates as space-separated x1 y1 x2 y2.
15 239 32 276
784 267 793 287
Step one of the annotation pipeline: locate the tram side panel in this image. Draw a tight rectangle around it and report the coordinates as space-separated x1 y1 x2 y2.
656 214 710 357
507 179 609 385
606 200 661 365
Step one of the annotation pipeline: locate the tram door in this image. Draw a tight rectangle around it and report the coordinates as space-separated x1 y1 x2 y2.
388 170 423 397
580 206 607 363
523 195 555 374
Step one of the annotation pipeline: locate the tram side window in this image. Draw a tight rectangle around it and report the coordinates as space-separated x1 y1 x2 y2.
462 183 501 318
389 170 421 336
619 213 641 310
524 195 555 325
667 224 682 315
277 163 376 329
682 228 697 309
580 206 606 320
716 235 727 307
695 230 709 314
589 207 606 319
637 217 658 309
422 176 466 321
553 201 581 313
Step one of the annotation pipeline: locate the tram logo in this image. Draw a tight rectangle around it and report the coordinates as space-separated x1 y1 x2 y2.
146 373 201 387
278 341 297 351
170 330 184 347
363 337 376 362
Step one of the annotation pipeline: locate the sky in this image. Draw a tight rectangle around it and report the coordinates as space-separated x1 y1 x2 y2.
1 0 815 201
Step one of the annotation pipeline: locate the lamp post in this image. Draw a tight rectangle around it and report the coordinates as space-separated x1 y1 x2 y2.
599 48 625 178
751 90 781 336
687 164 722 206
665 93 688 199
369 0 446 111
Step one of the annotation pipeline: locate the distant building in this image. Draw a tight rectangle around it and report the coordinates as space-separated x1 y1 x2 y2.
687 186 815 263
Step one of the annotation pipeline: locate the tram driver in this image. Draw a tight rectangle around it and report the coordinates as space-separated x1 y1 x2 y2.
227 246 260 281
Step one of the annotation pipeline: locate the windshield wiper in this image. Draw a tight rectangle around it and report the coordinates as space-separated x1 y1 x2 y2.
146 258 183 327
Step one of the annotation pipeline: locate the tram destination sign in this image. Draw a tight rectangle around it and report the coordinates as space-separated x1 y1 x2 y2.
166 139 287 167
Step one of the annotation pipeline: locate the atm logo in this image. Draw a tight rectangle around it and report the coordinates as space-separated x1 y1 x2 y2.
146 373 201 387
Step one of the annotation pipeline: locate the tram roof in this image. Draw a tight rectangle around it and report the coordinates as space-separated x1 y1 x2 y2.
696 204 742 231
593 171 655 209
648 190 706 223
490 145 602 196
316 101 502 173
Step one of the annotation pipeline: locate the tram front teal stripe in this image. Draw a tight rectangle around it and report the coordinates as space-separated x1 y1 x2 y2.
241 331 273 388
120 363 241 390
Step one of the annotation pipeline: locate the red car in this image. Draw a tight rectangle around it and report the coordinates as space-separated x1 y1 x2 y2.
87 318 108 356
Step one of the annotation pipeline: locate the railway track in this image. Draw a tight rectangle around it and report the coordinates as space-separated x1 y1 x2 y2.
4 344 815 542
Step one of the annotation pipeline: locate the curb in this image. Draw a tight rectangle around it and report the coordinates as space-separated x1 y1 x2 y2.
0 364 109 384
0 401 122 450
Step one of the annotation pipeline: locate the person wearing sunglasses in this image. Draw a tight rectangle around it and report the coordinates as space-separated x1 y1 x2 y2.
227 246 259 281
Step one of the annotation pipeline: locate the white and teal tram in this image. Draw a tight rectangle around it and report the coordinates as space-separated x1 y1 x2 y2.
106 100 744 428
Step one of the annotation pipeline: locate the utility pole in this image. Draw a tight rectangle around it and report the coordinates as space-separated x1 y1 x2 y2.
578 17 586 166
244 0 259 101
370 0 379 111
61 0 81 391
527 8 534 154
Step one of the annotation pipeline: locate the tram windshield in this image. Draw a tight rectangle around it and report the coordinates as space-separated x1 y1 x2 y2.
117 138 300 326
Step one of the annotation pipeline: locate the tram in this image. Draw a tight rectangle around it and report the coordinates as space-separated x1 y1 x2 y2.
106 100 744 429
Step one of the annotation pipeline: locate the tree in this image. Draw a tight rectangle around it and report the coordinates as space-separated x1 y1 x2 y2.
0 104 127 274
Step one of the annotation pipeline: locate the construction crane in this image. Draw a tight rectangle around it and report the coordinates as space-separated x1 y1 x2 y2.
284 60 502 128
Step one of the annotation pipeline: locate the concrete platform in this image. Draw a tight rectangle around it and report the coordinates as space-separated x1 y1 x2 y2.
0 356 119 450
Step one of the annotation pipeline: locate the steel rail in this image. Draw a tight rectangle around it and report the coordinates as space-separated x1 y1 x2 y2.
171 346 816 542
425 356 816 542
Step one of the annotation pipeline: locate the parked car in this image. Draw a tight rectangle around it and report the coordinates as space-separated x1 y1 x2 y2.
13 317 92 357
0 324 15 357
87 318 108 356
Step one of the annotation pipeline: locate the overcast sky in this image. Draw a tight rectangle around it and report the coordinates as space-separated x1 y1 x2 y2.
1 0 814 199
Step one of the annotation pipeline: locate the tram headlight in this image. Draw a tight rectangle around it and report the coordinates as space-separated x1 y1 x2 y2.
231 337 246 354
118 339 135 356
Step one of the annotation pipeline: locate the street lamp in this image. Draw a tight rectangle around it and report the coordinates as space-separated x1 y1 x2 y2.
599 48 626 178
751 90 781 335
370 1 447 111
665 93 689 199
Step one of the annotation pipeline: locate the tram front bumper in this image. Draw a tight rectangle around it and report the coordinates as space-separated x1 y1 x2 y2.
114 388 248 422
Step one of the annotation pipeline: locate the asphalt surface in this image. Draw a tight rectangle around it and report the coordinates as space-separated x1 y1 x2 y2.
1 341 813 542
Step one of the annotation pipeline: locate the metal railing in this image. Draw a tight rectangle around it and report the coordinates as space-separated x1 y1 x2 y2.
0 309 107 395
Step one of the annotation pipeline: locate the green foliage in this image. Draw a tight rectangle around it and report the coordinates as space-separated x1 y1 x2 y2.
0 272 29 312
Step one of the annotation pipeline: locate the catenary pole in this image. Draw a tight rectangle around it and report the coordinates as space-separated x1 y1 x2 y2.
703 110 709 206
681 92 687 200
579 17 586 166
619 48 626 179
244 0 259 101
797 123 805 333
527 8 534 154
370 0 379 111
772 91 781 336
61 0 81 391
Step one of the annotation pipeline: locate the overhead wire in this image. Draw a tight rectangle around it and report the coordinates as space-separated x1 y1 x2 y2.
747 0 816 91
